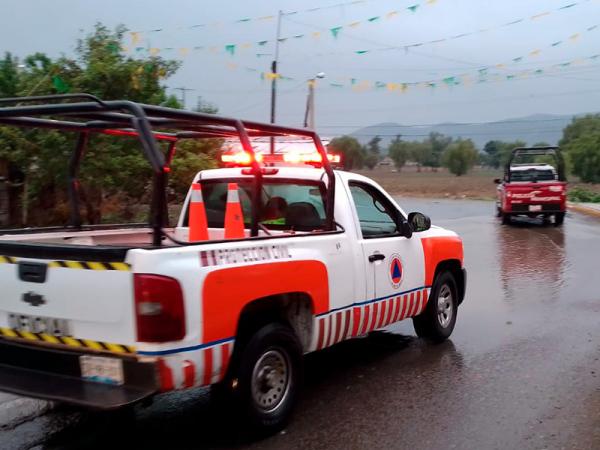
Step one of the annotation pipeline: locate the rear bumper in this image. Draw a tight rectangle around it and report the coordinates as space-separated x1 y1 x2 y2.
507 203 565 214
0 339 158 409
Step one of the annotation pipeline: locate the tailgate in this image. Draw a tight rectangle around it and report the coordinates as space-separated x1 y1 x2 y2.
0 253 136 353
506 182 566 202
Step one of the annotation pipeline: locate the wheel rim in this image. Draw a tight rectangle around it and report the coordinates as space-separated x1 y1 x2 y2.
251 348 291 413
437 284 454 328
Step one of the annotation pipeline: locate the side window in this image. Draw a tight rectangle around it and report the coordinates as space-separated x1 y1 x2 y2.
349 183 399 238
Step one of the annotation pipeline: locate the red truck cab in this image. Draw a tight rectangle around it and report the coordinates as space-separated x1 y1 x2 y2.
495 147 567 226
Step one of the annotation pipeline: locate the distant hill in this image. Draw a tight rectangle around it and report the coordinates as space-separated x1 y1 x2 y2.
349 113 593 150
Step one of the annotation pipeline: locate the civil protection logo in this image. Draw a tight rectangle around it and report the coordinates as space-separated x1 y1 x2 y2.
389 254 403 289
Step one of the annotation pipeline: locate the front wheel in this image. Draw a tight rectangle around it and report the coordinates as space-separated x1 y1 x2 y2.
501 213 511 225
232 323 302 434
413 271 458 342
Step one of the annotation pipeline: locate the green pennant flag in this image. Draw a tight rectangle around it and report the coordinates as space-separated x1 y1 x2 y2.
506 75 515 80
350 78 357 85
135 47 145 52
591 54 600 59
355 50 369 55
236 18 251 23
427 82 436 88
52 75 70 93
512 56 523 62
551 41 562 47
368 16 380 22
587 25 598 31
293 34 304 39
375 81 386 88
535 69 544 74
478 68 488 75
330 26 343 38
277 38 288 43
560 62 571 67
257 40 268 46
443 76 456 85
559 3 576 9
407 4 419 13
194 46 204 50
330 82 344 87
225 44 236 55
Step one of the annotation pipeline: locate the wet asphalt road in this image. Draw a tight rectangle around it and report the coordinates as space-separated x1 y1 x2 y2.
3 199 600 450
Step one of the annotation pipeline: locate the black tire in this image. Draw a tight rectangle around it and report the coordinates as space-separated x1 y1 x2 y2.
413 271 458 342
501 213 511 225
495 206 502 218
554 212 565 226
229 323 302 434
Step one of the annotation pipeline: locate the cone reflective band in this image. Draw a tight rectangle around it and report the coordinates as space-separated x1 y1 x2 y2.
224 183 245 239
189 183 209 241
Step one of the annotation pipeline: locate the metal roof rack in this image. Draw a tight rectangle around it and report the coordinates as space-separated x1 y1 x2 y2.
0 94 336 246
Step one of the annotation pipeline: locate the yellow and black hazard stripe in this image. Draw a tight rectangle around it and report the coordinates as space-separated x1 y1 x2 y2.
0 255 17 265
0 327 136 354
0 255 130 271
47 260 130 271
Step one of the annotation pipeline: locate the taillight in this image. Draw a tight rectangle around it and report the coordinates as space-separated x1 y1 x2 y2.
134 274 186 342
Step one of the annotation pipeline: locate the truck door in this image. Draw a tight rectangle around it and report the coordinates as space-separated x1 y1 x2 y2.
348 182 426 330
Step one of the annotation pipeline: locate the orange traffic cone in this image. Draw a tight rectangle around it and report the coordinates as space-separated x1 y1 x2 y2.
224 183 245 239
189 183 209 242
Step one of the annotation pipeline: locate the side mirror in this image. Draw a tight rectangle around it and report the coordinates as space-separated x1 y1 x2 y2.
408 212 431 233
493 178 502 184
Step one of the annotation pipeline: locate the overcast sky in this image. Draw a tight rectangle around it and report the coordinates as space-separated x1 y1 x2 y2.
1 0 599 136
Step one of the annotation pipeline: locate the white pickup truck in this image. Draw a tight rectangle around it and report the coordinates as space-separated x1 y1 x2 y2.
0 95 465 432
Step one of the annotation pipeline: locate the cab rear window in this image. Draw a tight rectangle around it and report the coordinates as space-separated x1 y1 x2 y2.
510 169 556 182
184 180 327 232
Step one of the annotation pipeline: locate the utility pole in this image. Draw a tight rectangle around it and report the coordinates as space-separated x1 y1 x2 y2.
173 87 195 109
269 10 283 154
304 73 325 129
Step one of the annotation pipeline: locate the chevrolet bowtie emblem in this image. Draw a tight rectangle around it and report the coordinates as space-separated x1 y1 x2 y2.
22 291 46 307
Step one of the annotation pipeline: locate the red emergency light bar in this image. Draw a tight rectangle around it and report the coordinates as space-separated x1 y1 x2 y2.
220 150 341 168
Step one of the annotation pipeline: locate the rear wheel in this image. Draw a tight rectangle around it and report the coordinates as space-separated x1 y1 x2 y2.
554 212 565 226
413 271 458 342
225 323 302 434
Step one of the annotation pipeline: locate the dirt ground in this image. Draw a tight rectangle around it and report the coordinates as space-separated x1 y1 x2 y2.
358 166 600 200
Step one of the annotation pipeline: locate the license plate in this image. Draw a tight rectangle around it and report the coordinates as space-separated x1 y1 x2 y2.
80 355 124 385
8 313 70 336
529 205 542 212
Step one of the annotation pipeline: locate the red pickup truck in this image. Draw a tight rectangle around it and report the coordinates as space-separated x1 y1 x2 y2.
495 147 567 226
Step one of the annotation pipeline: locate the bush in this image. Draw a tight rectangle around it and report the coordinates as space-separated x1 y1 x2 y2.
568 187 600 203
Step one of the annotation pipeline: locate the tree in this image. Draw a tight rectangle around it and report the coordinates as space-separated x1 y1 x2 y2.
388 136 410 171
442 139 479 176
0 23 218 226
423 132 452 171
328 136 365 170
362 136 381 170
562 133 600 182
560 115 600 182
483 140 502 168
410 141 432 172
366 136 382 157
559 114 600 148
